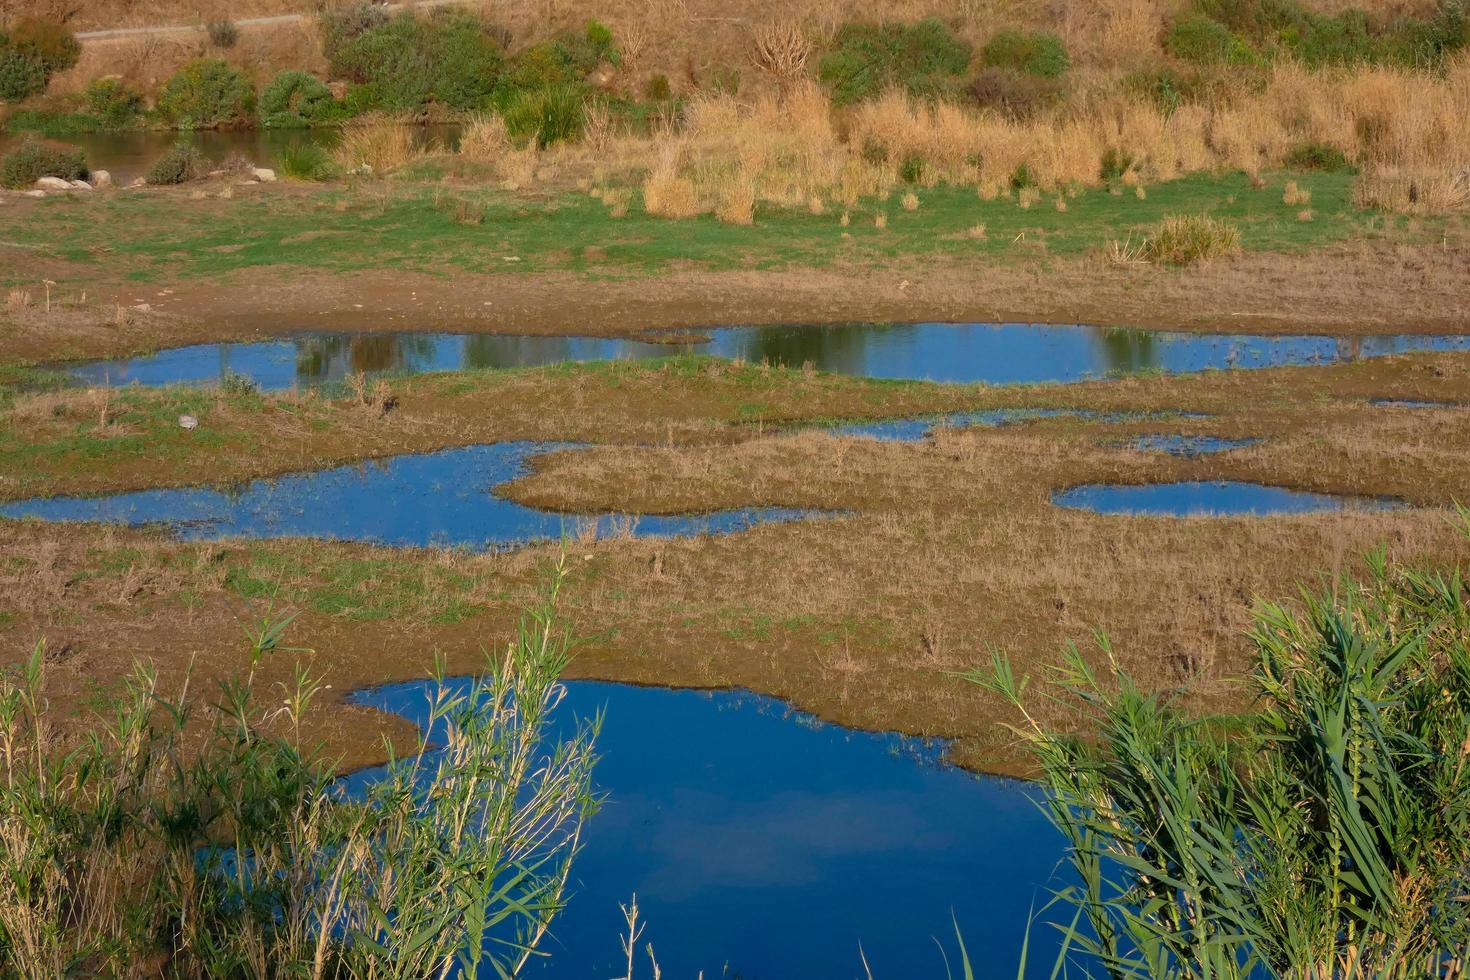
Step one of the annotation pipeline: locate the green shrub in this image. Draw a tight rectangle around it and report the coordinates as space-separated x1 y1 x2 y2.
1099 146 1136 183
974 539 1470 974
1165 13 1257 64
1141 213 1241 264
898 153 926 183
968 67 1063 118
1123 65 1212 115
0 138 86 188
503 83 584 147
979 28 1070 79
1009 161 1035 190
1284 140 1351 172
158 59 255 128
259 70 337 127
330 10 502 111
8 18 80 74
499 20 618 94
84 77 144 127
818 18 972 106
644 73 672 100
321 0 389 71
146 142 209 184
1194 0 1469 69
0 46 46 101
279 141 336 180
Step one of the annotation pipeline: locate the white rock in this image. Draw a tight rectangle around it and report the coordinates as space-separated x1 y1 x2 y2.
128 177 147 188
252 167 276 182
91 170 112 188
178 415 198 431
70 179 93 190
21 190 45 198
35 177 72 191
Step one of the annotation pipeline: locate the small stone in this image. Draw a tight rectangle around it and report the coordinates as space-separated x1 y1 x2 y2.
36 176 71 191
252 167 276 182
178 414 198 431
69 179 93 190
128 177 147 188
91 170 112 188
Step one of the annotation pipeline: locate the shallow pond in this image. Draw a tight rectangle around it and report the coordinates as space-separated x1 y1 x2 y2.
341 678 1061 977
0 124 461 183
1054 480 1401 517
0 443 817 547
57 324 1470 390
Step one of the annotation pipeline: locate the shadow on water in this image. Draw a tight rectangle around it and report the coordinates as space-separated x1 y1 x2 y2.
341 678 1065 978
57 324 1470 391
1054 480 1403 517
0 443 822 548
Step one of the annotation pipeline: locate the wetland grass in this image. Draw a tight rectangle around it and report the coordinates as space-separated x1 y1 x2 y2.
0 562 596 978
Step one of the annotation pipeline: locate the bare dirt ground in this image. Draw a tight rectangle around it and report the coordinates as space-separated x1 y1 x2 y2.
4 240 1469 366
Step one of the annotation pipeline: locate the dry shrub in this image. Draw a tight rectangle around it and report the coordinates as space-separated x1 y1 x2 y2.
582 103 615 152
334 113 418 175
900 190 919 211
714 176 756 224
874 212 887 229
459 113 509 163
643 145 701 218
1282 180 1311 206
498 145 539 190
1353 165 1470 214
751 19 813 80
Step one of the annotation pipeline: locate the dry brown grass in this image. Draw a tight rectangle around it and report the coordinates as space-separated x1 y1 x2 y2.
333 113 421 176
458 112 509 163
750 19 814 80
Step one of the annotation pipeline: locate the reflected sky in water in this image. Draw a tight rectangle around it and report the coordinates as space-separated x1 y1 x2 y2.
60 324 1470 390
1054 480 1402 516
342 679 1063 978
0 443 819 548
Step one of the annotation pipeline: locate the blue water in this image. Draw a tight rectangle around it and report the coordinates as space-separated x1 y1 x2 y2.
1131 434 1260 456
1368 399 1461 409
342 678 1064 978
823 407 1080 441
1054 480 1401 517
0 443 819 548
56 324 1470 390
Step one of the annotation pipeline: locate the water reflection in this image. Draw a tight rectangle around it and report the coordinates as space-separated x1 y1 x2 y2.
1054 480 1402 516
0 443 822 548
59 324 1470 391
342 678 1062 978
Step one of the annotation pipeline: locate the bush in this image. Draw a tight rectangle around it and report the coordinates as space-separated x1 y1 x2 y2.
968 67 1063 118
84 77 144 127
8 18 80 74
498 20 618 94
1194 0 1470 69
206 19 239 48
146 142 209 184
503 83 584 147
1141 213 1241 264
0 45 46 101
1284 140 1351 172
329 10 503 111
644 73 672 100
1165 13 1257 64
279 141 336 180
158 59 255 128
818 18 972 106
974 540 1470 974
321 0 390 71
0 137 86 188
979 28 1069 79
260 70 337 127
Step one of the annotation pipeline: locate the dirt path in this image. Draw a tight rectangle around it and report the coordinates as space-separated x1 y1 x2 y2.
73 0 470 41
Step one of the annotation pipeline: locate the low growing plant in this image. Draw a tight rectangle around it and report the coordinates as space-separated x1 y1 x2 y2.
146 142 209 184
1139 213 1241 265
0 138 85 188
818 18 971 106
158 58 255 129
979 28 1070 79
260 70 339 128
0 561 598 977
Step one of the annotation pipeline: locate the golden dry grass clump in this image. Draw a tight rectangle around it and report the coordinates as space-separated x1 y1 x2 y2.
333 112 421 175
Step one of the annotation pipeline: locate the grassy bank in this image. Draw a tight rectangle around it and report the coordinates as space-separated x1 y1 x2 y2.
3 352 1469 773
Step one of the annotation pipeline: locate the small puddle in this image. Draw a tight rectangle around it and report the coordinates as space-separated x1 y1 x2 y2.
1053 480 1401 517
1369 399 1461 410
53 325 1470 390
341 678 1061 977
1130 434 1260 456
0 443 820 548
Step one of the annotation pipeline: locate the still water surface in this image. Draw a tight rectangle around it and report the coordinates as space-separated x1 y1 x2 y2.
59 324 1470 390
1055 480 1401 516
0 443 819 547
342 678 1062 978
